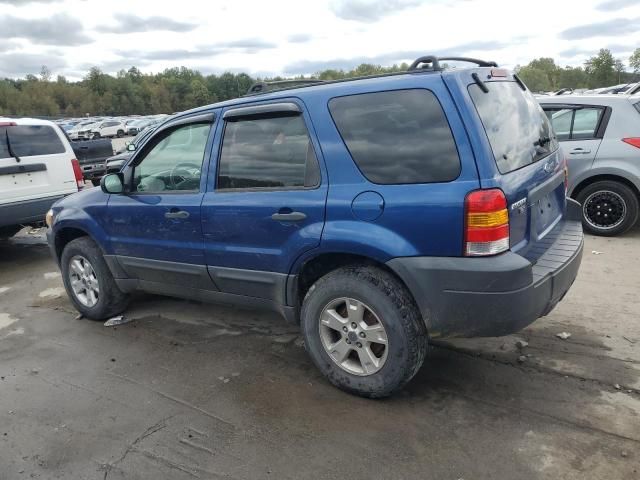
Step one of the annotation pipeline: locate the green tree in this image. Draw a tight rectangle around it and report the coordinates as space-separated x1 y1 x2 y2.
585 49 616 88
516 66 552 92
629 48 640 73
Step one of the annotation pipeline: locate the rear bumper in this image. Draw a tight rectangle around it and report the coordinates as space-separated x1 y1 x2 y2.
0 195 66 228
387 199 584 338
80 161 106 180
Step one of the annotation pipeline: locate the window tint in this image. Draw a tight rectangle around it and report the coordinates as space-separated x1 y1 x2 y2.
0 125 65 158
217 114 320 190
133 123 210 193
329 89 460 184
469 82 558 174
545 109 572 140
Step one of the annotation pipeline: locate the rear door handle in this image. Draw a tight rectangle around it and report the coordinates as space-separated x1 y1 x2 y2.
165 210 190 219
570 148 591 154
271 211 307 222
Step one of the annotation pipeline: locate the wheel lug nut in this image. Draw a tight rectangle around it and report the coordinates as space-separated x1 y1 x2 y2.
356 342 362 348
359 332 365 338
351 322 357 329
342 326 348 332
346 339 351 344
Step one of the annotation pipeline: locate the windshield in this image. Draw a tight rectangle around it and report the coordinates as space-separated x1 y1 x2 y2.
469 81 559 174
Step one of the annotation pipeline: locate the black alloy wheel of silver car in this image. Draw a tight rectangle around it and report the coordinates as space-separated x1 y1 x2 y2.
301 265 427 398
576 180 639 236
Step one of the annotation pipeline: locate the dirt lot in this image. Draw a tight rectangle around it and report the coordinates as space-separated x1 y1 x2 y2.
0 227 639 479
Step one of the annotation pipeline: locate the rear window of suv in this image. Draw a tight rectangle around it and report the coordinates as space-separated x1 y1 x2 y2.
469 82 558 174
0 125 66 158
329 89 461 184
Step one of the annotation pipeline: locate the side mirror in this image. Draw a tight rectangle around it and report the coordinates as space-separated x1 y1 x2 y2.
127 143 136 152
101 173 124 194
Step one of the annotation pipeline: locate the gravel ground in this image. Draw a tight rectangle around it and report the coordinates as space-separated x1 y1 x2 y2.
0 227 638 479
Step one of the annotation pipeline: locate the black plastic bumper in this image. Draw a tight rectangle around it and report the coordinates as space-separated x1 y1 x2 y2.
0 195 65 229
387 199 584 338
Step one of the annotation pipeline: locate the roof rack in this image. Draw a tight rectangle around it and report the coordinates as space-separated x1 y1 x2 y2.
408 56 498 71
246 79 325 96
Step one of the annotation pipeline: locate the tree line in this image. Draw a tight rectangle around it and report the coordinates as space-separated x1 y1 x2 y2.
1 48 639 118
516 48 640 93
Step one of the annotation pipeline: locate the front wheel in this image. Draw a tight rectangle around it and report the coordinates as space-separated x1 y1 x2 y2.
60 237 129 320
116 130 124 138
93 132 101 139
301 266 427 398
575 180 639 236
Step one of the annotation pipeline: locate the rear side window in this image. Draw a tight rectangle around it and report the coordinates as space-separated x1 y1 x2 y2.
328 89 461 184
217 114 320 190
634 101 640 114
544 107 604 140
469 82 558 174
0 125 65 158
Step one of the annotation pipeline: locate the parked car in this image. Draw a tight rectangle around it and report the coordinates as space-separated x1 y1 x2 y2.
68 120 96 140
46 56 583 397
68 137 114 186
127 119 153 136
0 118 84 238
540 95 640 235
91 120 126 139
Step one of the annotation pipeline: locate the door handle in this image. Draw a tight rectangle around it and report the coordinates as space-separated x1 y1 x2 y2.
570 148 591 154
271 211 307 222
165 210 190 219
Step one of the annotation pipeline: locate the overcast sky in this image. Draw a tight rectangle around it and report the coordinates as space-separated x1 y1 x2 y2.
1 0 639 80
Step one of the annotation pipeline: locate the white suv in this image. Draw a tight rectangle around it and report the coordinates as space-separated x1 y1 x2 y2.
0 118 83 238
91 120 126 139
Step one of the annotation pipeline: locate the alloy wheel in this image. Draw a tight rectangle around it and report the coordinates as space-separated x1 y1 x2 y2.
68 255 100 307
318 297 389 376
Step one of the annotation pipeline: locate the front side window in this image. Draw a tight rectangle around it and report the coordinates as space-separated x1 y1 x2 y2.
0 125 65 158
217 114 320 190
133 123 211 193
329 89 461 184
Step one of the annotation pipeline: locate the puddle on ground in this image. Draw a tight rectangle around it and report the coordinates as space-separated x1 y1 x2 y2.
38 287 65 298
0 313 18 330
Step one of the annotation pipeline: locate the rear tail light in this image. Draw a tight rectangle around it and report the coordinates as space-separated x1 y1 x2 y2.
464 189 509 256
70 158 84 190
622 137 640 149
0 121 17 126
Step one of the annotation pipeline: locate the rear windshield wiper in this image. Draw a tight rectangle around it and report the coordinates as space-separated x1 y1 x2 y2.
534 136 551 147
5 129 21 163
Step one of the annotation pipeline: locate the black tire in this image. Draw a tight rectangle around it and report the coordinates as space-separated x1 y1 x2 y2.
91 178 101 187
60 237 129 320
301 265 427 398
575 180 639 236
93 132 100 139
117 130 124 138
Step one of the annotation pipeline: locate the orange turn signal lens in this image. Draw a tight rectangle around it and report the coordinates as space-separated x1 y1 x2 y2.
466 208 509 228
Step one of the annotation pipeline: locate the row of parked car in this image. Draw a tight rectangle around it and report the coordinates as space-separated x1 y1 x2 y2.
537 81 640 97
58 115 167 141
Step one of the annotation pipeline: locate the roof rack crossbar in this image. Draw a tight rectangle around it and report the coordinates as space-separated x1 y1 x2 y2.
408 56 498 71
246 79 325 96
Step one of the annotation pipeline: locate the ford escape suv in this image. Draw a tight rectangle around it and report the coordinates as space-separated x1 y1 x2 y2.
46 56 583 398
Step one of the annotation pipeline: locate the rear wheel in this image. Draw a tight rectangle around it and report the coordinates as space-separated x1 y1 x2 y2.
301 265 427 398
93 132 101 139
117 130 124 138
91 178 101 187
575 180 639 236
61 237 129 320
0 225 22 239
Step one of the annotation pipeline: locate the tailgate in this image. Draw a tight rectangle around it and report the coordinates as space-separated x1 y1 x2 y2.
0 124 77 204
467 78 566 257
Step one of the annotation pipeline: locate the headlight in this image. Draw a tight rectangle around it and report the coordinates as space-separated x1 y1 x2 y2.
45 209 54 228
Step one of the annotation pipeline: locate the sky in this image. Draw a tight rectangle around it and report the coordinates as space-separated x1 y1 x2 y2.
0 0 639 80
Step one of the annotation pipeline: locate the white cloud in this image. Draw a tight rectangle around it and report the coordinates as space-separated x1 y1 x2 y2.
0 0 639 80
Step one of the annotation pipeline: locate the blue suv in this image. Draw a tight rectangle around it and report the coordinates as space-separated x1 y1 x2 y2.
46 56 584 397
